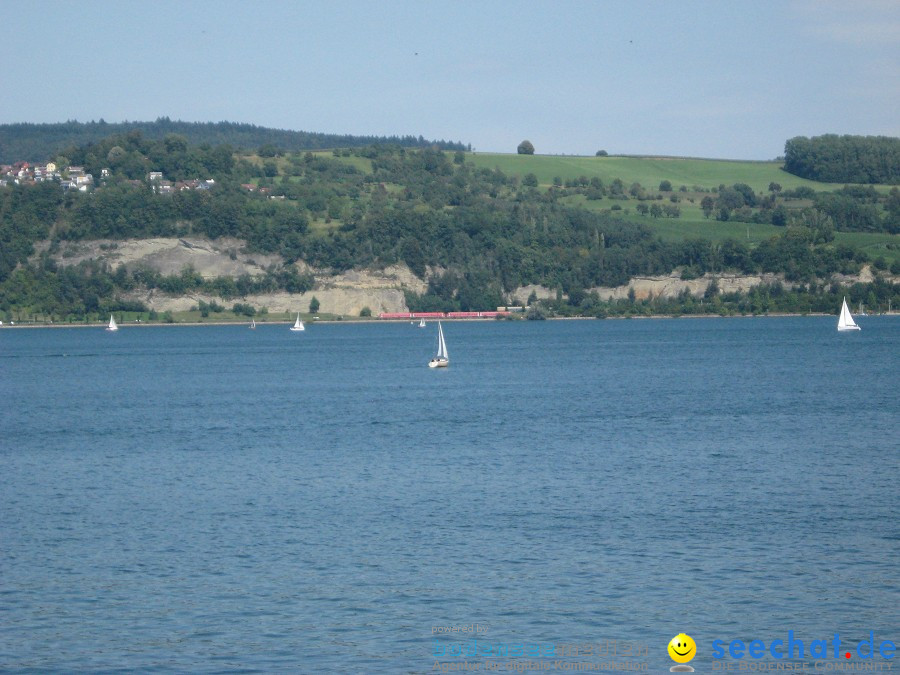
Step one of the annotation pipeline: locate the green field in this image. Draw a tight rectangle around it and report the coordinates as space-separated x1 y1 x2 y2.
468 153 864 193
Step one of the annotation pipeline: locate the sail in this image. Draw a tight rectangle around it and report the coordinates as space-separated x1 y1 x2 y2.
837 297 860 331
107 315 118 331
437 323 448 359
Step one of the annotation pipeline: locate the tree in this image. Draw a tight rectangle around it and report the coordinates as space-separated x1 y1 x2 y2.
309 296 320 313
659 180 673 192
522 173 538 188
107 146 126 163
771 205 788 226
401 238 426 278
595 150 608 157
517 140 535 155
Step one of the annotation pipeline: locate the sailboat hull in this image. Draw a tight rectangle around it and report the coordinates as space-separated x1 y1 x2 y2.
428 359 449 368
837 325 860 332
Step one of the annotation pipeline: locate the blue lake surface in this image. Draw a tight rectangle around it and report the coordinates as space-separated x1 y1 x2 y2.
1 317 898 672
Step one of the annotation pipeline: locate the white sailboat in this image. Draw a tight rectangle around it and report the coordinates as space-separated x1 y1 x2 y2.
290 313 305 332
250 318 256 329
419 318 426 328
106 314 118 332
837 297 860 332
428 322 449 368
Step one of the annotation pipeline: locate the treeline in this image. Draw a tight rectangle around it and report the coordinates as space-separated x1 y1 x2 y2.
0 118 469 163
783 135 900 184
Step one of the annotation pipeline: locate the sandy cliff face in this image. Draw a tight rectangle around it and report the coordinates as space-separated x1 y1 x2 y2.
41 237 427 315
39 237 885 315
43 237 282 278
591 272 790 301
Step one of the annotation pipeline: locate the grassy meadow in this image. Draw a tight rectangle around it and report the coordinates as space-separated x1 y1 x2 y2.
466 153 828 192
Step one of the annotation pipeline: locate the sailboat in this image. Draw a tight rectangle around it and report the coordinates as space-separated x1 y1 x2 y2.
419 318 426 328
290 313 305 332
428 322 449 368
837 297 860 332
250 318 256 329
106 314 118 331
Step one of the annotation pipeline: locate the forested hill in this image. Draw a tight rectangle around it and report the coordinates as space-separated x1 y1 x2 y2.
0 118 469 163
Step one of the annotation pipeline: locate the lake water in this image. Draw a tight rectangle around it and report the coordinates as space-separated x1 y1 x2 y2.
1 317 897 672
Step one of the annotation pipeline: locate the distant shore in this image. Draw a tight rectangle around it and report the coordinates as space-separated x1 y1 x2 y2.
4 312 897 329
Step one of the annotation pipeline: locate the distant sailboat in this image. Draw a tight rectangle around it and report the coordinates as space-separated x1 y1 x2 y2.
290 313 305 332
250 318 256 329
428 322 449 368
106 314 118 332
419 318 426 328
837 297 860 332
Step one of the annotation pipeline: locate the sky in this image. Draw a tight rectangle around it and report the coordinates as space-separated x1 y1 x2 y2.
1 0 897 160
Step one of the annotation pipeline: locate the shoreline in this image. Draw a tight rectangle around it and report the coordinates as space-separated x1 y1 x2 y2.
3 312 895 329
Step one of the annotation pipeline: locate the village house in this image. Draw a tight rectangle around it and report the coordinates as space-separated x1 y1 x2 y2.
0 160 213 194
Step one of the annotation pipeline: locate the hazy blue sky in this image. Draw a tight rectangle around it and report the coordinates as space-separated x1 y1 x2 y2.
1 0 897 159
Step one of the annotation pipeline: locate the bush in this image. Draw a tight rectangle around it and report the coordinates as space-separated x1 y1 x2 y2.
525 305 547 320
359 306 372 317
232 303 256 316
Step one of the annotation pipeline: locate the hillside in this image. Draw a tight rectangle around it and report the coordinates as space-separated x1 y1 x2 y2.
459 152 900 261
0 118 469 164
1 134 898 322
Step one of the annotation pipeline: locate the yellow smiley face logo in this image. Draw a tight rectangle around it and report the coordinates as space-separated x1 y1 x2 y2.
668 633 696 663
